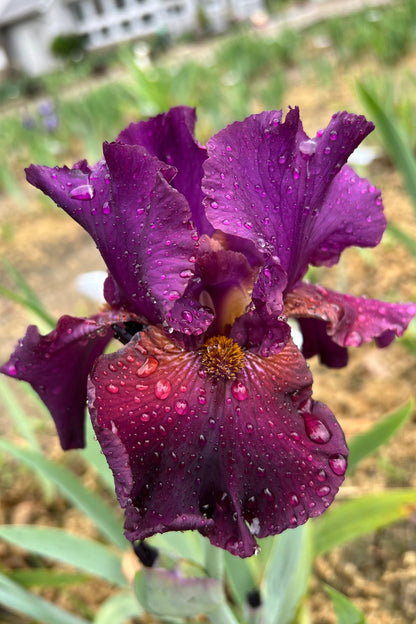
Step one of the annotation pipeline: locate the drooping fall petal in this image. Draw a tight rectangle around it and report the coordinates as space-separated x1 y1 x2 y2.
89 326 348 557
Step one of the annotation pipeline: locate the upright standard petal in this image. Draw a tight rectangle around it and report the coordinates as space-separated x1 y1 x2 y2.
203 108 381 289
117 106 211 234
1 315 114 449
286 282 416 350
26 143 197 323
89 327 348 557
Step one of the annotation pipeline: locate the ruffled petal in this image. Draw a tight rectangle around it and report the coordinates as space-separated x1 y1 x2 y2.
286 282 416 349
0 313 126 449
117 106 211 234
203 108 379 289
89 326 348 558
26 143 197 323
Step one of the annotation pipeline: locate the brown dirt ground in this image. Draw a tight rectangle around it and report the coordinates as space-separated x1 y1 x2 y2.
1 38 416 624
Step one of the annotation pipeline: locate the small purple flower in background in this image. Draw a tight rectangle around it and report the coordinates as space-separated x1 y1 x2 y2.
2 107 415 557
38 99 59 133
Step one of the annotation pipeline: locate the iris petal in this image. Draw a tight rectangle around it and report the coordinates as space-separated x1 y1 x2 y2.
26 142 197 324
0 313 127 449
89 326 348 557
117 106 210 235
286 282 416 350
203 108 379 290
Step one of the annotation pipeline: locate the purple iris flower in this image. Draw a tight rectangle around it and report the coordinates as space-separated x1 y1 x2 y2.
2 107 415 557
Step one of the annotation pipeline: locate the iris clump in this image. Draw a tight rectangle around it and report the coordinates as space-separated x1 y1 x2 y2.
2 106 415 558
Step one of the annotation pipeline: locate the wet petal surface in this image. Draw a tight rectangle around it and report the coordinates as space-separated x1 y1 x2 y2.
26 143 197 323
1 314 117 449
286 282 416 349
117 106 210 234
203 109 379 289
89 327 348 557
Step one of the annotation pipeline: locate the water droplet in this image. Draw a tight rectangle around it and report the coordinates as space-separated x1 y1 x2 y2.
102 201 111 215
69 184 95 200
303 413 332 444
180 269 194 278
231 380 249 401
211 201 219 209
140 413 151 422
182 310 193 323
5 364 16 376
316 485 331 497
289 493 299 506
317 469 327 482
136 357 159 377
279 154 286 164
106 383 119 394
245 422 254 433
168 290 180 301
329 130 338 141
328 454 347 476
154 379 171 400
175 399 189 415
299 138 317 158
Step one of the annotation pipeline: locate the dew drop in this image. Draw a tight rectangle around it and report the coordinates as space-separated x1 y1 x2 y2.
316 485 331 497
106 383 119 394
303 413 332 444
140 413 151 422
175 399 189 415
231 380 249 401
329 130 338 141
328 454 347 476
289 493 299 506
182 310 193 323
299 138 317 158
154 379 171 400
69 184 95 200
136 357 159 377
102 201 111 215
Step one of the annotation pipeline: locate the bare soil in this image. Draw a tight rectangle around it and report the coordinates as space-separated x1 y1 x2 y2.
1 28 416 624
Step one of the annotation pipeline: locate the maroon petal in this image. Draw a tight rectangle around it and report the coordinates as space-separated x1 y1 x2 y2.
89 327 348 558
286 282 416 348
203 108 379 290
1 314 117 449
26 143 197 324
117 106 211 234
298 317 348 368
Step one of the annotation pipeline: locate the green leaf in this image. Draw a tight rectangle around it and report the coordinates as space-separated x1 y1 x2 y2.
261 524 312 624
313 489 416 556
83 416 116 491
0 260 56 329
348 399 414 473
134 568 224 618
93 591 144 624
357 81 416 216
324 585 366 624
0 525 127 587
224 549 257 607
148 530 205 566
0 376 41 451
388 222 416 259
0 439 127 551
0 571 89 624
6 568 88 588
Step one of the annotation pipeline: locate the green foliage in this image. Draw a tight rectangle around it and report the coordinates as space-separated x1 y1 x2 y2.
347 400 414 473
51 33 88 60
325 585 366 624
